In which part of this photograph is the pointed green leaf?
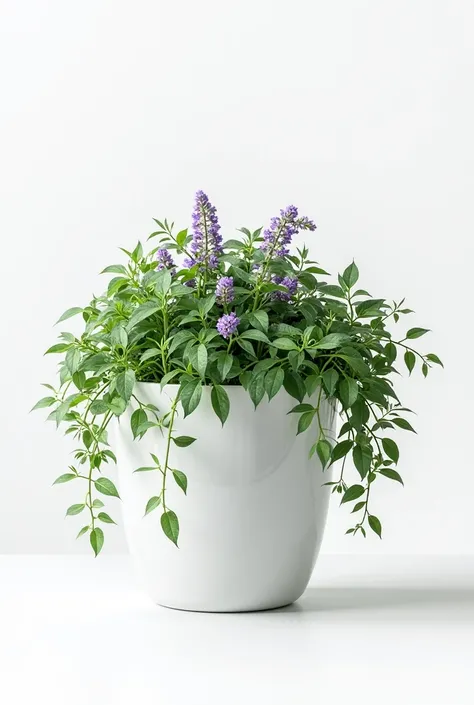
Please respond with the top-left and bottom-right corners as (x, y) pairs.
(115, 370), (135, 402)
(143, 496), (161, 516)
(90, 527), (104, 556)
(172, 470), (188, 494)
(368, 514), (382, 538)
(341, 485), (365, 504)
(66, 503), (85, 516)
(95, 477), (120, 498)
(211, 385), (230, 425)
(55, 307), (83, 324)
(161, 510), (179, 546)
(98, 512), (116, 525)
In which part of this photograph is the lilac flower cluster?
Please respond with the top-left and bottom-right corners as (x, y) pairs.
(185, 190), (223, 270)
(261, 205), (316, 257)
(215, 276), (234, 305)
(271, 275), (298, 302)
(156, 248), (176, 276)
(216, 311), (240, 339)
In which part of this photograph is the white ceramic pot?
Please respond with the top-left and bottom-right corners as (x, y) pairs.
(114, 383), (337, 612)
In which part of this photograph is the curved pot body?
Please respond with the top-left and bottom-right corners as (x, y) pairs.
(114, 383), (337, 612)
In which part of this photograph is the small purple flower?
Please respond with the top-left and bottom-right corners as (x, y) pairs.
(215, 276), (235, 305)
(271, 275), (298, 302)
(185, 190), (223, 270)
(156, 248), (176, 276)
(216, 311), (240, 339)
(261, 205), (316, 257)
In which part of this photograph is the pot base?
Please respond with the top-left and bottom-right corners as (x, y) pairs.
(156, 599), (296, 613)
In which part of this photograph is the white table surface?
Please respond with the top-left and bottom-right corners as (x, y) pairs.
(0, 554), (473, 705)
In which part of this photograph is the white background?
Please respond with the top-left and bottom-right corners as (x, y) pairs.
(0, 0), (472, 555)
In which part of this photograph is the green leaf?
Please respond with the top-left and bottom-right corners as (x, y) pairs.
(237, 338), (256, 357)
(89, 399), (109, 416)
(53, 473), (76, 485)
(391, 417), (416, 433)
(173, 436), (197, 448)
(264, 367), (284, 400)
(80, 353), (112, 372)
(288, 403), (314, 414)
(314, 333), (350, 350)
(271, 337), (299, 351)
(44, 343), (71, 354)
(239, 329), (270, 344)
(98, 512), (116, 525)
(322, 369), (339, 396)
(248, 310), (269, 332)
(315, 438), (332, 468)
(90, 527), (104, 556)
(95, 477), (120, 498)
(351, 501), (366, 514)
(101, 264), (128, 275)
(115, 369), (135, 402)
(168, 330), (194, 354)
(404, 350), (416, 374)
(297, 411), (314, 435)
(342, 261), (359, 288)
(144, 496), (161, 516)
(405, 327), (430, 340)
(66, 503), (85, 516)
(180, 379), (202, 417)
(126, 303), (160, 331)
(382, 437), (399, 464)
(331, 440), (353, 463)
(195, 343), (208, 379)
(341, 485), (365, 504)
(379, 468), (404, 485)
(133, 466), (157, 473)
(111, 326), (128, 348)
(176, 228), (188, 248)
(216, 352), (234, 381)
(92, 499), (104, 508)
(76, 525), (89, 539)
(131, 408), (148, 438)
(368, 514), (382, 538)
(66, 348), (81, 375)
(352, 444), (372, 479)
(160, 370), (181, 388)
(248, 370), (266, 408)
(339, 378), (359, 408)
(355, 298), (386, 317)
(320, 284), (346, 298)
(55, 307), (83, 324)
(155, 268), (172, 294)
(426, 353), (443, 367)
(31, 396), (56, 411)
(161, 510), (179, 546)
(211, 385), (230, 425)
(283, 370), (306, 402)
(172, 470), (188, 494)
(305, 374), (321, 398)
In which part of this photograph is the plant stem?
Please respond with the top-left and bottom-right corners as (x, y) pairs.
(161, 392), (180, 512)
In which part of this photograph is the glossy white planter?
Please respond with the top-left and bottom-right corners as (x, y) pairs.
(115, 383), (337, 612)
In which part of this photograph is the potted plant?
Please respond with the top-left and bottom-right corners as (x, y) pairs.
(34, 190), (442, 612)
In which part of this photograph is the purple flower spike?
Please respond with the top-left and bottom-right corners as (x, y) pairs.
(271, 275), (298, 302)
(261, 205), (316, 257)
(156, 248), (176, 276)
(186, 190), (223, 270)
(216, 311), (240, 339)
(215, 276), (235, 305)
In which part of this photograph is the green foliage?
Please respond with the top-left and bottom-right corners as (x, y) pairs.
(35, 197), (442, 553)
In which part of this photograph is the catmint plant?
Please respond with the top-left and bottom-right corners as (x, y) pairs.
(34, 191), (442, 555)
